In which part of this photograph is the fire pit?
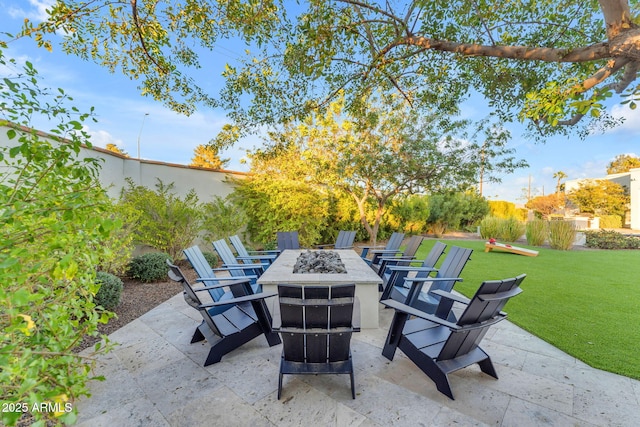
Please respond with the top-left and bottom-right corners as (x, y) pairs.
(257, 249), (383, 328)
(293, 250), (347, 274)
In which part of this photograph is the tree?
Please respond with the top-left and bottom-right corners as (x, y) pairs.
(105, 142), (128, 156)
(606, 154), (640, 174)
(22, 1), (640, 143)
(567, 179), (629, 218)
(553, 171), (568, 194)
(1, 47), (118, 426)
(190, 144), (229, 169)
(526, 193), (565, 218)
(247, 96), (522, 244)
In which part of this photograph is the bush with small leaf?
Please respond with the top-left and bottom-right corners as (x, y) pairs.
(497, 217), (526, 242)
(526, 219), (547, 246)
(127, 252), (172, 282)
(202, 250), (218, 267)
(95, 272), (124, 310)
(548, 220), (576, 250)
(585, 229), (640, 249)
(479, 216), (501, 239)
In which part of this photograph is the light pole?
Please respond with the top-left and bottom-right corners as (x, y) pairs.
(137, 113), (149, 159)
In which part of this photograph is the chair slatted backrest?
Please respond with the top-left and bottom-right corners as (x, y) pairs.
(385, 241), (447, 287)
(402, 235), (424, 258)
(386, 232), (405, 252)
(229, 235), (252, 258)
(437, 274), (525, 361)
(212, 238), (238, 266)
(334, 231), (357, 249)
(428, 246), (473, 293)
(183, 245), (225, 301)
(277, 231), (300, 250)
(167, 261), (224, 337)
(278, 284), (355, 364)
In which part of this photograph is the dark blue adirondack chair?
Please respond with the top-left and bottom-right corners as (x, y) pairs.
(359, 232), (405, 266)
(316, 230), (357, 250)
(381, 246), (472, 319)
(381, 274), (525, 399)
(167, 261), (281, 366)
(229, 235), (279, 265)
(183, 245), (260, 315)
(371, 235), (424, 275)
(277, 231), (300, 251)
(273, 283), (360, 399)
(377, 241), (447, 292)
(212, 238), (268, 278)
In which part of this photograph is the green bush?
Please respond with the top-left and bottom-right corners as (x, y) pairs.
(497, 217), (526, 242)
(202, 250), (219, 267)
(1, 50), (117, 426)
(127, 252), (172, 283)
(201, 196), (247, 242)
(548, 220), (576, 250)
(488, 200), (516, 218)
(119, 179), (202, 260)
(599, 214), (622, 229)
(526, 219), (547, 246)
(584, 230), (640, 249)
(95, 272), (124, 310)
(479, 216), (501, 239)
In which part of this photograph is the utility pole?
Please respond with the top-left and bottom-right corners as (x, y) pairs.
(137, 113), (149, 159)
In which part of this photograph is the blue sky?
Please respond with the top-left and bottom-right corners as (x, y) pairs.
(2, 0), (639, 204)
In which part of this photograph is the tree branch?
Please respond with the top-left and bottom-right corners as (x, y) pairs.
(130, 0), (168, 73)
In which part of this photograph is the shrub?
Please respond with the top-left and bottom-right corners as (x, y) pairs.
(497, 217), (526, 242)
(548, 220), (576, 250)
(488, 200), (516, 219)
(479, 216), (501, 239)
(526, 219), (547, 246)
(119, 179), (202, 260)
(1, 51), (117, 426)
(201, 196), (247, 242)
(127, 252), (172, 282)
(599, 214), (622, 229)
(585, 230), (640, 249)
(95, 272), (124, 310)
(202, 250), (219, 267)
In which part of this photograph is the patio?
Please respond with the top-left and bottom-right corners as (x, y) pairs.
(76, 289), (640, 426)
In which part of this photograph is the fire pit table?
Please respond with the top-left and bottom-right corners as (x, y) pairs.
(257, 249), (383, 328)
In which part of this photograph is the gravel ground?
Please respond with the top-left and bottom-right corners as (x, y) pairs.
(76, 265), (197, 352)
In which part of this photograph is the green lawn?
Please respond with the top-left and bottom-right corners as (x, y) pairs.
(411, 239), (640, 380)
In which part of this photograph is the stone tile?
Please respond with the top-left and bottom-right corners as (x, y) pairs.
(134, 356), (221, 418)
(106, 318), (157, 349)
(75, 360), (143, 420)
(166, 385), (274, 426)
(502, 397), (595, 427)
(342, 375), (443, 426)
(115, 336), (185, 378)
(253, 380), (352, 426)
(76, 397), (169, 427)
(573, 386), (640, 426)
(563, 365), (638, 405)
(478, 365), (574, 415)
(430, 406), (493, 427)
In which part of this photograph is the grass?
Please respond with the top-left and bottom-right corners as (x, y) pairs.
(412, 238), (640, 380)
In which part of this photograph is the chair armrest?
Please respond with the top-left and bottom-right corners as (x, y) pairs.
(378, 255), (416, 262)
(222, 263), (265, 270)
(199, 291), (277, 309)
(404, 276), (463, 284)
(236, 255), (276, 262)
(479, 287), (523, 301)
(195, 275), (258, 283)
(193, 277), (255, 291)
(370, 249), (402, 255)
(387, 265), (438, 272)
(430, 289), (470, 305)
(380, 298), (459, 329)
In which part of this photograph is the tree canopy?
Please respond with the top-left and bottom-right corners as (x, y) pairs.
(190, 144), (230, 169)
(606, 153), (640, 174)
(19, 1), (640, 145)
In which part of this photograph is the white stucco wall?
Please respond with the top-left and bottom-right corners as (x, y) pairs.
(0, 123), (245, 201)
(564, 170), (639, 230)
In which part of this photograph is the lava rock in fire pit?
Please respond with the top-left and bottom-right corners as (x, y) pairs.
(293, 250), (347, 274)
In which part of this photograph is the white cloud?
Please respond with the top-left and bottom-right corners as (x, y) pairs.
(84, 126), (124, 149)
(609, 103), (640, 133)
(8, 0), (55, 22)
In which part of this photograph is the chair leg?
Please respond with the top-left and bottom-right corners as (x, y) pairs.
(191, 323), (206, 343)
(382, 311), (409, 360)
(278, 372), (284, 400)
(478, 357), (498, 379)
(350, 370), (356, 399)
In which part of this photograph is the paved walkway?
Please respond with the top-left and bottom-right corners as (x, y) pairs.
(77, 293), (640, 426)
